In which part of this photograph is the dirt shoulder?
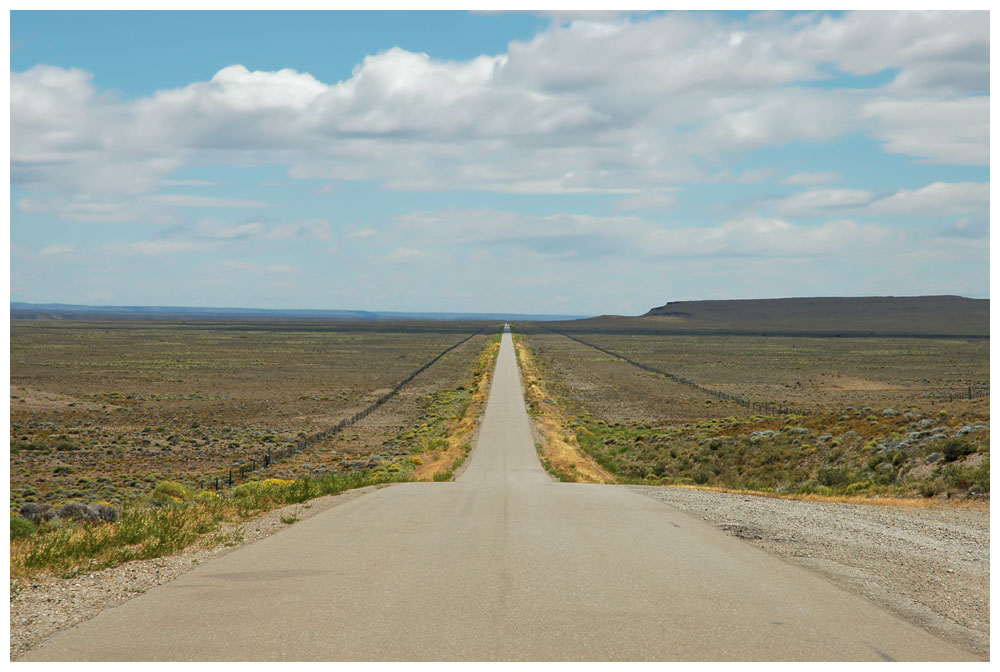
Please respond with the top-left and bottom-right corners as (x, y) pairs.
(629, 484), (989, 659)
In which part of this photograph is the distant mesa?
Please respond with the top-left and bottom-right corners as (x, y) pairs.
(640, 295), (988, 336)
(541, 295), (988, 337)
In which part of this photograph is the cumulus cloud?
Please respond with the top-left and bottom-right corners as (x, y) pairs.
(10, 10), (988, 207)
(792, 11), (988, 95)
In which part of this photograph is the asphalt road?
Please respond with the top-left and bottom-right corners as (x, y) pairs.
(20, 327), (978, 661)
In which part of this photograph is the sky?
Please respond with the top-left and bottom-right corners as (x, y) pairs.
(8, 10), (991, 316)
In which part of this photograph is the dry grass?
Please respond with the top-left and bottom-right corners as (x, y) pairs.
(515, 327), (988, 500)
(412, 336), (501, 481)
(514, 335), (614, 484)
(9, 320), (491, 511)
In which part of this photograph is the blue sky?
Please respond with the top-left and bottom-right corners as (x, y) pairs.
(10, 10), (990, 315)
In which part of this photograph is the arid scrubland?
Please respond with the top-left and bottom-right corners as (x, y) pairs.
(517, 327), (988, 500)
(9, 320), (499, 577)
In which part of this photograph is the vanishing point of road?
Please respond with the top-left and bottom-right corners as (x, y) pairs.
(21, 327), (978, 661)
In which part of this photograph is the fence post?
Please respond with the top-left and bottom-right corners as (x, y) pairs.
(229, 469), (233, 486)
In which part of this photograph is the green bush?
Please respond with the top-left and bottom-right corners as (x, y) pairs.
(941, 459), (989, 493)
(11, 516), (36, 540)
(817, 467), (850, 487)
(941, 438), (975, 463)
(151, 481), (194, 504)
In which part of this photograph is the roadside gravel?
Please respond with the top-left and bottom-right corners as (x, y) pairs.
(629, 485), (989, 658)
(9, 483), (391, 660)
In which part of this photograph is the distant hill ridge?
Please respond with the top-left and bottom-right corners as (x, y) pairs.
(640, 295), (988, 336)
(9, 302), (586, 323)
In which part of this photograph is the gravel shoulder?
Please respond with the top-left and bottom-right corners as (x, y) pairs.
(629, 485), (989, 658)
(9, 483), (396, 660)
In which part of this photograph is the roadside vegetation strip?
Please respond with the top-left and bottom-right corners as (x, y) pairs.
(10, 470), (405, 579)
(574, 410), (989, 501)
(204, 322), (496, 488)
(411, 332), (502, 482)
(513, 333), (615, 484)
(536, 324), (804, 417)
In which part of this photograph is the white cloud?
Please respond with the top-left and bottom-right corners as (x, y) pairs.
(162, 180), (218, 187)
(793, 11), (988, 95)
(866, 182), (989, 216)
(770, 188), (877, 217)
(615, 191), (678, 212)
(15, 196), (175, 224)
(268, 219), (331, 242)
(863, 97), (988, 165)
(146, 194), (273, 208)
(767, 181), (988, 218)
(40, 245), (75, 255)
(190, 218), (331, 242)
(6, 7), (988, 311)
(10, 11), (987, 207)
(780, 171), (841, 185)
(644, 217), (895, 258)
(124, 240), (216, 256)
(384, 247), (432, 264)
(385, 208), (897, 262)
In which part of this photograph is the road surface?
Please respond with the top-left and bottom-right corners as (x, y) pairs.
(20, 327), (978, 661)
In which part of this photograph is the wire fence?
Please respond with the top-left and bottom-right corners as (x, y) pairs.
(202, 323), (496, 490)
(936, 386), (989, 402)
(536, 325), (805, 417)
(537, 326), (990, 417)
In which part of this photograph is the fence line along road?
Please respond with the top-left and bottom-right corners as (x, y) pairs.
(535, 324), (804, 417)
(205, 323), (497, 490)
